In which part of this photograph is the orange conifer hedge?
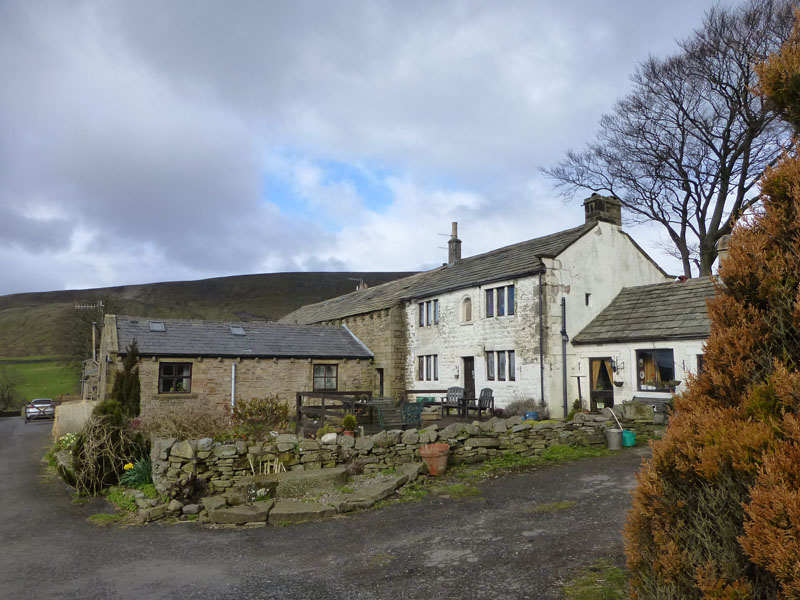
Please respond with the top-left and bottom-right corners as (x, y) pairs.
(625, 14), (800, 599)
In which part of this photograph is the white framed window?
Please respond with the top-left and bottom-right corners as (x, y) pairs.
(417, 299), (440, 327)
(485, 285), (515, 318)
(486, 351), (516, 382)
(417, 355), (439, 381)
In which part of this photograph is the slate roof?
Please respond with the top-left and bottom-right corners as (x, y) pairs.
(282, 223), (597, 325)
(113, 316), (373, 359)
(572, 277), (717, 344)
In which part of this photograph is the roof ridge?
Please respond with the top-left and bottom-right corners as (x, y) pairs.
(452, 222), (596, 265)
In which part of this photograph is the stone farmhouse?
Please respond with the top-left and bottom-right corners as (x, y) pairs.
(95, 315), (375, 416)
(92, 195), (716, 421)
(280, 195), (710, 418)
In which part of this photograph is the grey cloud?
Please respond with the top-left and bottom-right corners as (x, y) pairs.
(0, 0), (737, 295)
(0, 206), (73, 253)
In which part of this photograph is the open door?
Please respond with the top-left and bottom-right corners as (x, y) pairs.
(376, 368), (384, 397)
(462, 357), (475, 399)
(589, 357), (614, 412)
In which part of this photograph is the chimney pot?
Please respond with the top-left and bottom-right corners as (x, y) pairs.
(448, 221), (462, 265)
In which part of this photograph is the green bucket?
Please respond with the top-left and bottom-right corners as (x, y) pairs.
(622, 430), (636, 447)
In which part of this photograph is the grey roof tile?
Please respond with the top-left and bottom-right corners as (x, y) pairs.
(282, 223), (596, 325)
(572, 277), (716, 344)
(114, 316), (373, 359)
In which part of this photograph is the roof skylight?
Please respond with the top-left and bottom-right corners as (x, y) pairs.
(229, 325), (245, 336)
(149, 321), (166, 332)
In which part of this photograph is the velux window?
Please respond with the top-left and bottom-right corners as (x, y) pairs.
(417, 299), (439, 327)
(159, 363), (192, 393)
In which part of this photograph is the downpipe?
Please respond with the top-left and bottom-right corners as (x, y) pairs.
(539, 273), (545, 407)
(231, 362), (237, 410)
(561, 297), (569, 419)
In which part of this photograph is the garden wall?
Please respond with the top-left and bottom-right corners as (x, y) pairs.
(151, 409), (659, 495)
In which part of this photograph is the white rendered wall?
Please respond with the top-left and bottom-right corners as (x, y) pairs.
(542, 221), (671, 418)
(569, 338), (707, 406)
(403, 275), (544, 408)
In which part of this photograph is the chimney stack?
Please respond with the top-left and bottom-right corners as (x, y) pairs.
(448, 222), (462, 265)
(583, 193), (622, 226)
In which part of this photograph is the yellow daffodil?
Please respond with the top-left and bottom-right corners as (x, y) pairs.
(123, 462), (134, 470)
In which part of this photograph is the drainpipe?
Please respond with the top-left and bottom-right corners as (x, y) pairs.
(538, 274), (545, 406)
(231, 362), (237, 410)
(560, 297), (569, 419)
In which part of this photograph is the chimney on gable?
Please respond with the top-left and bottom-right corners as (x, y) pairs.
(583, 193), (622, 226)
(448, 222), (462, 266)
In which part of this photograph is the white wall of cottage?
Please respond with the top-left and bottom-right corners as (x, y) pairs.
(568, 338), (706, 408)
(542, 221), (671, 417)
(404, 221), (672, 415)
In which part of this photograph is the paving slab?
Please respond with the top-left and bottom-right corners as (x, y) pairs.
(268, 500), (337, 524)
(207, 502), (274, 524)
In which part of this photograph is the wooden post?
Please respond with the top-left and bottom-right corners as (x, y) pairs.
(296, 393), (302, 426)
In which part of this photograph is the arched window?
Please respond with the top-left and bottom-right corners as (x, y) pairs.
(462, 297), (472, 323)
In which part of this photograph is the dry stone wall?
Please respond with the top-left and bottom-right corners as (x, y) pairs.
(151, 411), (659, 495)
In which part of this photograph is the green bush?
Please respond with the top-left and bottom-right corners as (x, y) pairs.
(342, 413), (358, 431)
(111, 341), (140, 417)
(231, 395), (289, 440)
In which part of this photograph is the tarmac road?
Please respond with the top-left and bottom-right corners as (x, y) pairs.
(0, 416), (649, 600)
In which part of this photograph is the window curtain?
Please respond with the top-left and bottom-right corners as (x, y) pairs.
(603, 360), (614, 385)
(591, 360), (602, 390)
(641, 354), (657, 386)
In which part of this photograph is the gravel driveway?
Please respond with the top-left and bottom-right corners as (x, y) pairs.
(0, 416), (648, 600)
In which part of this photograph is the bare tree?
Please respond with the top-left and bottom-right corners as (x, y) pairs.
(0, 367), (22, 411)
(546, 0), (795, 276)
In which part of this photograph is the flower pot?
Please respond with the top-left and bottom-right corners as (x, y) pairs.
(343, 430), (355, 437)
(419, 443), (451, 476)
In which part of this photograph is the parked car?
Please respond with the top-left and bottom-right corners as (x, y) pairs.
(24, 398), (55, 422)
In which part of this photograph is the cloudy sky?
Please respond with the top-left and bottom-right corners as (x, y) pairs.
(0, 0), (740, 296)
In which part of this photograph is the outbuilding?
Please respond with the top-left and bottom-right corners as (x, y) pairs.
(96, 314), (374, 417)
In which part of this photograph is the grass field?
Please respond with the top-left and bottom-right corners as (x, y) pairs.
(0, 356), (78, 409)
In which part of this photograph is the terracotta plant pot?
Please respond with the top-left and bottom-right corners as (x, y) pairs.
(419, 443), (451, 476)
(343, 430), (355, 437)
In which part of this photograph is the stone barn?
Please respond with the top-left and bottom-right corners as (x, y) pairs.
(96, 314), (375, 418)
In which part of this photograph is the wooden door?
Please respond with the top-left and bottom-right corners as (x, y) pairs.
(589, 357), (614, 412)
(463, 357), (475, 399)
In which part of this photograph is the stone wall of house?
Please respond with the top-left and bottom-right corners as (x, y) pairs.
(136, 357), (375, 418)
(317, 306), (408, 401)
(404, 276), (544, 409)
(150, 411), (659, 495)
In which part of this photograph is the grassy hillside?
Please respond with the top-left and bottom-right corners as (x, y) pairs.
(0, 271), (415, 358)
(0, 357), (78, 408)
